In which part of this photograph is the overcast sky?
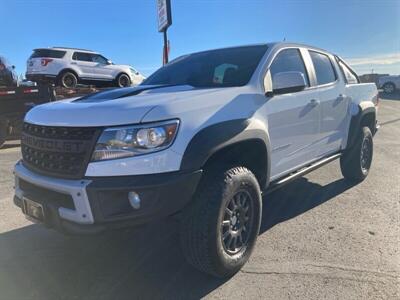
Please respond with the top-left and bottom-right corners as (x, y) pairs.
(2, 0), (399, 77)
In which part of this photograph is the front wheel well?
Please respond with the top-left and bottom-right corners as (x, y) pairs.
(115, 72), (130, 80)
(202, 139), (269, 190)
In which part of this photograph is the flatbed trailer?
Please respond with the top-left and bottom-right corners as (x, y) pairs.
(0, 85), (56, 147)
(0, 84), (113, 148)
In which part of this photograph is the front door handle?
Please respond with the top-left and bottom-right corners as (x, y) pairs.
(309, 99), (320, 107)
(337, 94), (346, 101)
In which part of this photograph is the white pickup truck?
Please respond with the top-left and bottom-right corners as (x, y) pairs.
(13, 42), (378, 277)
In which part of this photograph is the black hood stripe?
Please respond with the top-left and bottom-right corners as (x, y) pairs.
(73, 85), (181, 103)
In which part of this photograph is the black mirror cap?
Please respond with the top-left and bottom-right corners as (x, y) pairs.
(273, 84), (306, 95)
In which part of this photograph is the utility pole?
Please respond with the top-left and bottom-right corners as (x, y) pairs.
(157, 0), (172, 65)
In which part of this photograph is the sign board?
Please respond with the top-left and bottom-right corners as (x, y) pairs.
(157, 0), (172, 32)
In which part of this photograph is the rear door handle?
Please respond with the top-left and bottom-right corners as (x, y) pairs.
(309, 99), (320, 107)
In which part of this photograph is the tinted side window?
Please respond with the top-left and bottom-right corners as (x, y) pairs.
(270, 49), (310, 86)
(30, 49), (66, 59)
(73, 52), (92, 62)
(309, 51), (336, 85)
(91, 54), (108, 64)
(338, 60), (358, 84)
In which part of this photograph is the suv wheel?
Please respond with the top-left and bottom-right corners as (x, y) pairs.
(340, 126), (373, 182)
(383, 83), (395, 94)
(60, 72), (78, 88)
(116, 73), (131, 87)
(180, 166), (262, 278)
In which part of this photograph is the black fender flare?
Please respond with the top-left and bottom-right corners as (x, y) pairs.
(180, 119), (272, 187)
(346, 105), (376, 150)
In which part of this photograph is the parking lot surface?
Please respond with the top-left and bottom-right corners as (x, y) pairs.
(0, 95), (399, 300)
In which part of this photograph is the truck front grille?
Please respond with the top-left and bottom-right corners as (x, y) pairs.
(21, 123), (101, 179)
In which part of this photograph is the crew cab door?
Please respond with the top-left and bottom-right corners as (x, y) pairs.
(71, 52), (97, 78)
(264, 48), (321, 180)
(307, 50), (349, 156)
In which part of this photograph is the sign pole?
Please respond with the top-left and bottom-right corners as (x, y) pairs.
(157, 0), (172, 65)
(163, 29), (169, 65)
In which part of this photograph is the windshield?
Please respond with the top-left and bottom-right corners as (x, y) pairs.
(142, 45), (268, 88)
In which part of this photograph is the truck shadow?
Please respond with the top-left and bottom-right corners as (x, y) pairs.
(0, 142), (20, 150)
(0, 177), (355, 300)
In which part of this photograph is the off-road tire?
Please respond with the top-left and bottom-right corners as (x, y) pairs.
(340, 126), (373, 182)
(180, 166), (262, 278)
(116, 73), (131, 88)
(59, 71), (78, 88)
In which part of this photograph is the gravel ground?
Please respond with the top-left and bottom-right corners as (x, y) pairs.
(0, 95), (399, 300)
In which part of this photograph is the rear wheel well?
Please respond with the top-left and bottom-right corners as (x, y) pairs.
(57, 69), (79, 82)
(203, 140), (268, 189)
(360, 112), (376, 135)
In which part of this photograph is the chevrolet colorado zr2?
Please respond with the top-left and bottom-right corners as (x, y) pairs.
(13, 42), (379, 277)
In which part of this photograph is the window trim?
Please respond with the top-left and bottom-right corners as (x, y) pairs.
(335, 55), (360, 84)
(307, 50), (339, 88)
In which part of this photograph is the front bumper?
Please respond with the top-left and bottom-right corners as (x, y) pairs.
(14, 161), (202, 234)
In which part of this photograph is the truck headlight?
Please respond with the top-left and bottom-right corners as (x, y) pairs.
(91, 120), (179, 161)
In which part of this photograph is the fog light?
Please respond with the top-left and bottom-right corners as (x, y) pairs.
(128, 191), (141, 209)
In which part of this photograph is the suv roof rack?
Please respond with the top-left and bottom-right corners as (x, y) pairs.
(52, 47), (95, 52)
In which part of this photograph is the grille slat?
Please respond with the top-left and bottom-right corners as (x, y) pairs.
(21, 123), (100, 179)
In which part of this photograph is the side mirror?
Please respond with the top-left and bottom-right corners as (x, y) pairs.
(12, 65), (16, 69)
(272, 71), (307, 95)
(106, 60), (113, 65)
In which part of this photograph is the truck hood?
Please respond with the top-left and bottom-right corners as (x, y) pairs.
(24, 85), (230, 127)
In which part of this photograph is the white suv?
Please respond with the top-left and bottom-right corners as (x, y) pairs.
(26, 47), (145, 88)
